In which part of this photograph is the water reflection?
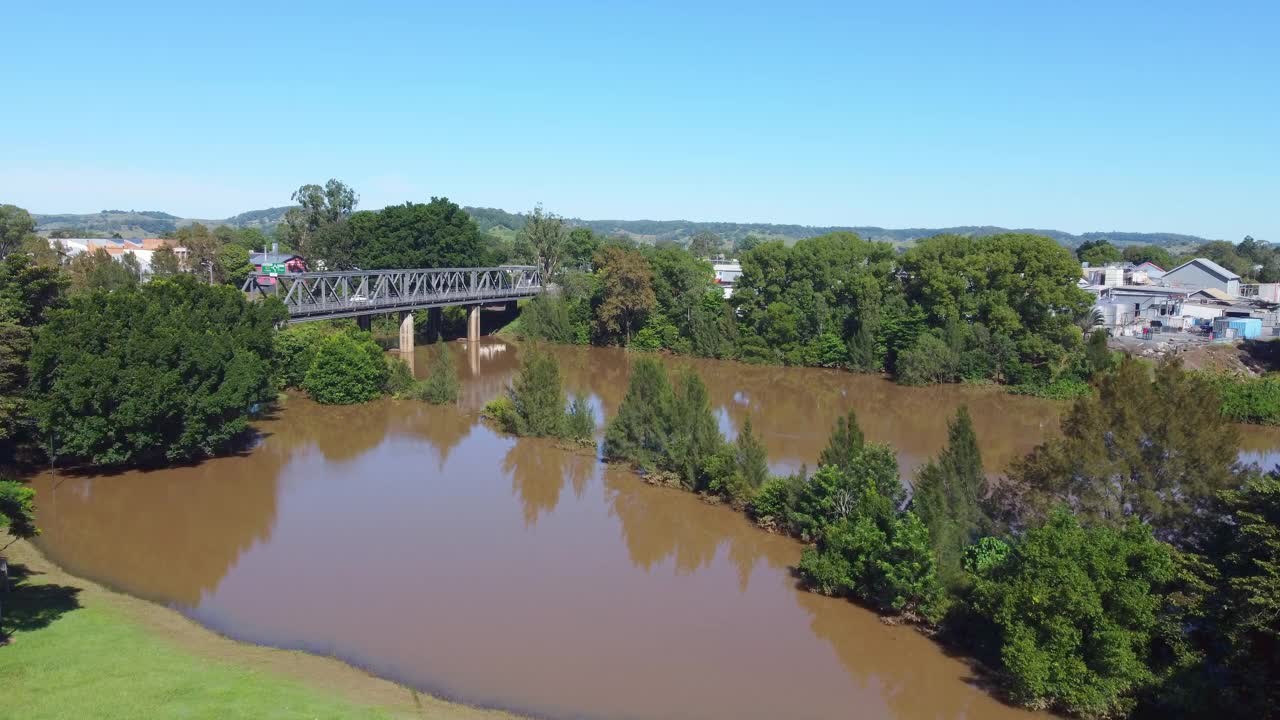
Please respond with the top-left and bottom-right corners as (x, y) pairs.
(30, 444), (285, 608)
(32, 338), (1279, 720)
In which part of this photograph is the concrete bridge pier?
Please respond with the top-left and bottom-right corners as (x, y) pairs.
(398, 311), (414, 354)
(467, 306), (481, 343)
(427, 307), (442, 343)
(357, 315), (372, 332)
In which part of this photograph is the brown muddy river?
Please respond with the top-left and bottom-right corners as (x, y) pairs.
(30, 340), (1280, 720)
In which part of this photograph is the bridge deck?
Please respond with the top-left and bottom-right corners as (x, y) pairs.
(243, 265), (543, 322)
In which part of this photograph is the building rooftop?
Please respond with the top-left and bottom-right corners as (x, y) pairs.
(1165, 257), (1241, 282)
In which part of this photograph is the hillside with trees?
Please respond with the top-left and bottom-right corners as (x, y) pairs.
(33, 203), (1248, 251)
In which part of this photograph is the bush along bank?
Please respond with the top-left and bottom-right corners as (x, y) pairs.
(482, 347), (593, 444)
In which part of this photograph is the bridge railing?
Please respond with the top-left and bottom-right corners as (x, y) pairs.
(243, 265), (543, 320)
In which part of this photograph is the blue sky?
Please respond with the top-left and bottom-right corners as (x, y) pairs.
(1, 1), (1276, 239)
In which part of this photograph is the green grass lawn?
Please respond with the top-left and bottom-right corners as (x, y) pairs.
(0, 567), (395, 720)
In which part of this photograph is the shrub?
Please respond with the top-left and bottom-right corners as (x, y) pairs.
(1204, 372), (1280, 425)
(0, 479), (37, 538)
(750, 474), (803, 529)
(1008, 377), (1092, 400)
(483, 396), (519, 434)
(518, 293), (577, 344)
(302, 332), (389, 405)
(274, 323), (331, 389)
(384, 355), (416, 395)
(564, 394), (596, 443)
(508, 349), (567, 436)
(413, 344), (460, 405)
(895, 333), (960, 385)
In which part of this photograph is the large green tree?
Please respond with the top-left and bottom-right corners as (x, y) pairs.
(301, 331), (388, 405)
(0, 253), (65, 453)
(594, 246), (656, 344)
(902, 233), (1092, 384)
(1001, 357), (1240, 545)
(968, 510), (1184, 718)
(603, 356), (675, 467)
(28, 276), (285, 466)
(0, 204), (38, 260)
(799, 464), (947, 624)
(520, 205), (568, 280)
(67, 248), (139, 293)
(1193, 474), (1280, 717)
(508, 349), (568, 437)
(1075, 239), (1122, 266)
(281, 179), (358, 260)
(349, 198), (484, 270)
(733, 232), (895, 366)
(1122, 244), (1175, 270)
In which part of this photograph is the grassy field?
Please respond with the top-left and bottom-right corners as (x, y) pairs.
(0, 536), (521, 720)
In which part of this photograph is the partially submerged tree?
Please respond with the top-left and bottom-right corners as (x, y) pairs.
(603, 356), (674, 466)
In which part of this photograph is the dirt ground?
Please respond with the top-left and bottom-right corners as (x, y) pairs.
(1, 537), (526, 720)
(1110, 335), (1262, 376)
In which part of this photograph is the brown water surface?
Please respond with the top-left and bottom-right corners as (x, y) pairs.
(31, 340), (1280, 720)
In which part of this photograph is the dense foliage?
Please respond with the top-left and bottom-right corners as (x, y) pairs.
(967, 510), (1185, 718)
(300, 331), (389, 405)
(1001, 357), (1239, 544)
(513, 224), (1095, 393)
(485, 349), (592, 443)
(0, 479), (37, 538)
(1192, 474), (1280, 717)
(28, 276), (284, 465)
(408, 344), (460, 405)
(603, 357), (768, 500)
(1204, 372), (1280, 425)
(0, 253), (65, 454)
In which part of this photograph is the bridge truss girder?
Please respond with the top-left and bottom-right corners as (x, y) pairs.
(242, 265), (542, 322)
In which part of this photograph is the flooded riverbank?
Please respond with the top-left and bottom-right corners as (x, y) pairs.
(30, 340), (1280, 720)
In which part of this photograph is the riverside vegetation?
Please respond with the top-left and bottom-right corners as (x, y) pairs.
(3, 187), (1280, 719)
(507, 347), (1276, 720)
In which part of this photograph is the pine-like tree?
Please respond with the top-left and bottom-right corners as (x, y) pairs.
(603, 357), (675, 467)
(735, 417), (770, 490)
(912, 405), (989, 588)
(818, 409), (865, 470)
(509, 349), (566, 436)
(670, 369), (724, 490)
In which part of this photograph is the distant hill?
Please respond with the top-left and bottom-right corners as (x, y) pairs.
(33, 203), (1225, 250)
(33, 206), (294, 238)
(463, 207), (1222, 250)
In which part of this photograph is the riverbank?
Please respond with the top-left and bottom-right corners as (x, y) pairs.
(0, 535), (525, 720)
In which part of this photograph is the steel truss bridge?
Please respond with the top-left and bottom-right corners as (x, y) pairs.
(242, 265), (543, 323)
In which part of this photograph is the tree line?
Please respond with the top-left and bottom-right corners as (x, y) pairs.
(511, 210), (1100, 396)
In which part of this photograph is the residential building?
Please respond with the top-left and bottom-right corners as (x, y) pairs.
(1160, 258), (1241, 296)
(712, 260), (742, 298)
